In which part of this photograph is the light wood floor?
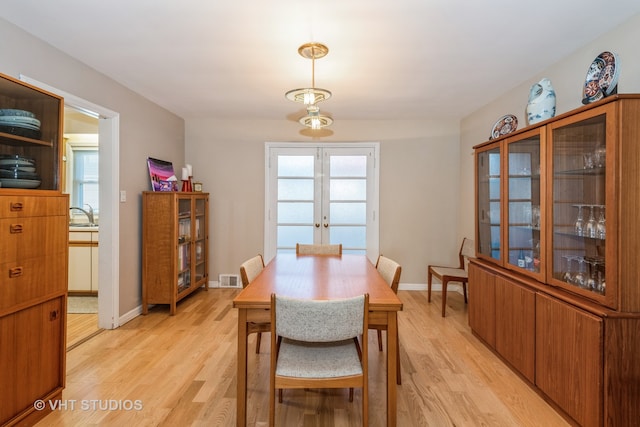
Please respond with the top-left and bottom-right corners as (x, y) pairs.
(40, 289), (570, 426)
(67, 313), (102, 350)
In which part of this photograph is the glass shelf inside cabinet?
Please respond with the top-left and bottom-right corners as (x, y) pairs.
(477, 145), (501, 261)
(551, 114), (607, 296)
(507, 135), (542, 274)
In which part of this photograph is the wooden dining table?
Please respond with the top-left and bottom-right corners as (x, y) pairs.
(233, 253), (403, 426)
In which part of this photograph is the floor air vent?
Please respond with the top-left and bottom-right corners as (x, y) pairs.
(219, 274), (241, 288)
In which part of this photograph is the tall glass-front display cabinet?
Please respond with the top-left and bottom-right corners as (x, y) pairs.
(471, 96), (640, 427)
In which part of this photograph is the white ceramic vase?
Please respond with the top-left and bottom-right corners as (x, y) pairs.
(526, 78), (556, 125)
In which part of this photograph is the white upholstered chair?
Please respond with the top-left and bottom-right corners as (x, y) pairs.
(295, 243), (342, 255)
(269, 293), (369, 426)
(427, 238), (475, 317)
(240, 254), (270, 353)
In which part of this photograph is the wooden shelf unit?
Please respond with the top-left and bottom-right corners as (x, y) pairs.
(142, 192), (209, 315)
(471, 95), (640, 427)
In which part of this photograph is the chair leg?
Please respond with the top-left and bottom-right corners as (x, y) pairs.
(278, 388), (283, 403)
(396, 332), (402, 385)
(377, 330), (383, 351)
(427, 270), (433, 302)
(349, 387), (354, 402)
(441, 279), (448, 317)
(462, 281), (468, 303)
(255, 332), (262, 354)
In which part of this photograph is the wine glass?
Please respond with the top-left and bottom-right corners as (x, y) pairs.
(573, 257), (587, 288)
(574, 205), (585, 236)
(586, 205), (597, 238)
(596, 205), (606, 239)
(586, 258), (597, 291)
(562, 255), (575, 283)
(594, 144), (606, 168)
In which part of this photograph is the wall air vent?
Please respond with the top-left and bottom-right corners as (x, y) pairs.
(219, 274), (241, 288)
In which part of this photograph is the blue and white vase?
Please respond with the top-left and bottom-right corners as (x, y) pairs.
(526, 78), (556, 125)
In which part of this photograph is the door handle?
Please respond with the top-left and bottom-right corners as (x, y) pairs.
(315, 223), (320, 228)
(324, 223), (329, 228)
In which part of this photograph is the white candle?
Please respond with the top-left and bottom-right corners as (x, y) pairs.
(181, 167), (189, 180)
(186, 164), (193, 177)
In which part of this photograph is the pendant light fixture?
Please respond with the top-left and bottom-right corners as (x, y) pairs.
(286, 42), (333, 129)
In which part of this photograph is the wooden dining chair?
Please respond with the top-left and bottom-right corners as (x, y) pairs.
(240, 254), (271, 353)
(269, 293), (369, 426)
(427, 238), (475, 317)
(370, 255), (402, 385)
(295, 243), (342, 255)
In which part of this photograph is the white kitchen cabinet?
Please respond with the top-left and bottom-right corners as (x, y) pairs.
(68, 229), (99, 294)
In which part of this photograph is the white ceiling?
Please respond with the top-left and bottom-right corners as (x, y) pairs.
(2, 1), (640, 123)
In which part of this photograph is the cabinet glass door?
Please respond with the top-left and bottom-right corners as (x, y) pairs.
(505, 130), (544, 278)
(549, 107), (614, 307)
(194, 196), (208, 286)
(177, 197), (192, 293)
(476, 143), (501, 263)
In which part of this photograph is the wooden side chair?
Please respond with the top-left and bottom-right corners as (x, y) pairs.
(427, 238), (475, 317)
(240, 254), (270, 353)
(296, 243), (342, 255)
(370, 255), (402, 385)
(269, 293), (369, 426)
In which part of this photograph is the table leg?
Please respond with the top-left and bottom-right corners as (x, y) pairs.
(237, 308), (248, 426)
(386, 311), (398, 427)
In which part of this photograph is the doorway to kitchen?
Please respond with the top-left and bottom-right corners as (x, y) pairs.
(264, 143), (379, 262)
(20, 76), (120, 347)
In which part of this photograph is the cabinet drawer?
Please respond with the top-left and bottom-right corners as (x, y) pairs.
(0, 216), (67, 262)
(0, 195), (68, 218)
(0, 253), (66, 313)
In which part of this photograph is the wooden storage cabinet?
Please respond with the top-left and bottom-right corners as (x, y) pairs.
(495, 275), (535, 383)
(472, 95), (640, 426)
(142, 192), (209, 315)
(535, 293), (603, 427)
(0, 194), (68, 426)
(468, 262), (496, 347)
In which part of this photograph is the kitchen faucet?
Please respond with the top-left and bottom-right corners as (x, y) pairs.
(69, 204), (95, 225)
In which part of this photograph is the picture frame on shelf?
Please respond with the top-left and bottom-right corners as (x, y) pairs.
(147, 157), (177, 192)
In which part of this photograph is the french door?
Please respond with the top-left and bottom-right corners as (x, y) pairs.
(264, 143), (379, 261)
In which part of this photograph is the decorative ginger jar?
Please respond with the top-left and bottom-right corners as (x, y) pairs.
(526, 78), (556, 125)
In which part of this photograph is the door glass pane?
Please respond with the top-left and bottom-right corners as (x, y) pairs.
(278, 226), (314, 247)
(330, 226), (366, 250)
(278, 202), (314, 223)
(330, 202), (366, 223)
(330, 156), (367, 177)
(278, 178), (313, 200)
(330, 179), (366, 200)
(278, 155), (314, 177)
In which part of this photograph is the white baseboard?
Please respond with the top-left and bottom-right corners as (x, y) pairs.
(118, 304), (143, 327)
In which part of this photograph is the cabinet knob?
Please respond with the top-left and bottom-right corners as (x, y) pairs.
(9, 202), (24, 212)
(9, 224), (23, 234)
(8, 267), (23, 278)
(50, 309), (59, 321)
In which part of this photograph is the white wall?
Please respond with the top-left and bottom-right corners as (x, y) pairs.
(186, 118), (461, 284)
(0, 18), (185, 315)
(459, 13), (640, 245)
